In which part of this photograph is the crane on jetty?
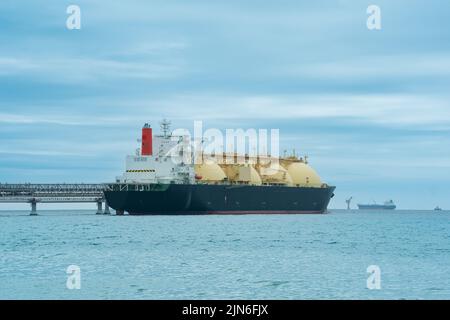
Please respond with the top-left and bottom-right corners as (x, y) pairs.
(0, 183), (112, 215)
(345, 197), (353, 210)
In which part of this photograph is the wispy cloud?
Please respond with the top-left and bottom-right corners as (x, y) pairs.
(2, 92), (450, 128)
(125, 93), (450, 127)
(277, 54), (450, 79)
(0, 56), (186, 82)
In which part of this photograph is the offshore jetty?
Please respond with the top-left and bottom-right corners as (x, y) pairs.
(0, 183), (108, 215)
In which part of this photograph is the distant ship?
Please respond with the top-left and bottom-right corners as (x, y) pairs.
(357, 200), (396, 210)
(434, 206), (442, 211)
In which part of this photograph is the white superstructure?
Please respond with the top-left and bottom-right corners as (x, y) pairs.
(117, 120), (195, 184)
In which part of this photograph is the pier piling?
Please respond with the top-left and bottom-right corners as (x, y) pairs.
(96, 201), (103, 215)
(104, 201), (111, 215)
(30, 200), (38, 216)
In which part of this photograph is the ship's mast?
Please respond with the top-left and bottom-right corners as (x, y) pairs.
(160, 119), (172, 138)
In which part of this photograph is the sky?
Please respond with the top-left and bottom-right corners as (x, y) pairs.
(1, 0), (450, 210)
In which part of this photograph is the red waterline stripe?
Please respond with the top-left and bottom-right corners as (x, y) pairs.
(205, 210), (324, 215)
(129, 210), (326, 215)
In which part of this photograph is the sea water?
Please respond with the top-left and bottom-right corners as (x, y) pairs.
(1, 209), (449, 299)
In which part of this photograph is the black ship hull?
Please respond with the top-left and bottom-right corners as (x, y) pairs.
(104, 183), (335, 215)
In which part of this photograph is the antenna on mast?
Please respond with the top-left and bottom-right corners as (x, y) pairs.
(160, 119), (171, 138)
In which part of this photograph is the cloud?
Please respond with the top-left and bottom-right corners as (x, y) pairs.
(0, 58), (39, 75)
(129, 93), (450, 127)
(0, 113), (104, 126)
(0, 149), (82, 157)
(2, 92), (450, 128)
(0, 56), (186, 83)
(277, 54), (450, 80)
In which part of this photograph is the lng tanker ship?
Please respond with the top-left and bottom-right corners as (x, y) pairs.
(104, 121), (335, 215)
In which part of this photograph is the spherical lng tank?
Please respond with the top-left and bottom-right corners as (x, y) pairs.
(258, 164), (293, 186)
(194, 163), (227, 182)
(220, 164), (262, 185)
(284, 162), (322, 187)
